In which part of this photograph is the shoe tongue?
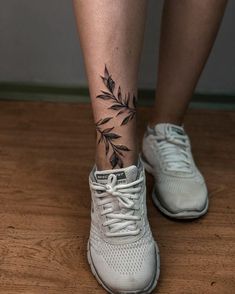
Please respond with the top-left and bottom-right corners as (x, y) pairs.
(94, 165), (138, 185)
(154, 123), (185, 136)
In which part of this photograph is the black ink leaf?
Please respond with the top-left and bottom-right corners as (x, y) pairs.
(104, 65), (109, 79)
(102, 65), (115, 93)
(114, 148), (123, 156)
(101, 90), (113, 96)
(95, 118), (102, 126)
(116, 109), (125, 116)
(117, 156), (123, 168)
(109, 104), (123, 110)
(97, 117), (113, 126)
(121, 114), (132, 125)
(127, 93), (130, 107)
(105, 139), (109, 155)
(97, 135), (103, 144)
(117, 86), (122, 102)
(96, 93), (112, 100)
(101, 76), (108, 87)
(105, 133), (121, 140)
(115, 145), (130, 151)
(110, 152), (119, 168)
(102, 127), (114, 134)
(131, 111), (136, 120)
(107, 77), (115, 93)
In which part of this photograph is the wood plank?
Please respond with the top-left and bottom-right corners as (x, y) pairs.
(0, 101), (234, 293)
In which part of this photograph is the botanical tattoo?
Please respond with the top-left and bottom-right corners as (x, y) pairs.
(96, 65), (137, 126)
(95, 117), (130, 169)
(95, 65), (137, 169)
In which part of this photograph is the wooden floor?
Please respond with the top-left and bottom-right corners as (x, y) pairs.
(0, 100), (234, 294)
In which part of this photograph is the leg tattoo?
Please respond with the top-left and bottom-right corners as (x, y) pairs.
(95, 117), (130, 168)
(97, 65), (137, 125)
(95, 65), (137, 169)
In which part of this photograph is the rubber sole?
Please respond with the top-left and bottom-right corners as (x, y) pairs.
(141, 154), (209, 220)
(87, 240), (160, 294)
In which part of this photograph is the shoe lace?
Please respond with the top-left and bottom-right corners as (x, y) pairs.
(90, 174), (143, 237)
(157, 130), (192, 173)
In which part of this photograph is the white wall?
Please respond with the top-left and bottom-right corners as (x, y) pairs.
(0, 0), (234, 94)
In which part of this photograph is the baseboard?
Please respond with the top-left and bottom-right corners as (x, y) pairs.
(0, 82), (235, 110)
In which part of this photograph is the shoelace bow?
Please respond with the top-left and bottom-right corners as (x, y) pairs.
(91, 174), (144, 237)
(157, 130), (192, 173)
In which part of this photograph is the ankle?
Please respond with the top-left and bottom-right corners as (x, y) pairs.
(149, 117), (184, 128)
(95, 151), (139, 171)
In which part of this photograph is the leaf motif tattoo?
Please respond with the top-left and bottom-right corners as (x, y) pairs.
(94, 65), (136, 168)
(96, 65), (137, 126)
(95, 117), (130, 169)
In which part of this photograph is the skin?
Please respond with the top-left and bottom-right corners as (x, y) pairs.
(73, 0), (148, 170)
(73, 0), (228, 170)
(150, 0), (228, 126)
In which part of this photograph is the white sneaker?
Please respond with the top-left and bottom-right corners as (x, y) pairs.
(142, 123), (208, 219)
(87, 159), (160, 294)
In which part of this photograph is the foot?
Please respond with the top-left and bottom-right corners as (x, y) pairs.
(141, 123), (208, 219)
(88, 159), (160, 293)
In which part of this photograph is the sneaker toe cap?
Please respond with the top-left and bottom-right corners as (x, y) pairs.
(156, 179), (208, 214)
(89, 242), (158, 293)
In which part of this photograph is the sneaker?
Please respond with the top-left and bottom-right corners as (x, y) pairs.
(87, 159), (160, 294)
(141, 123), (208, 219)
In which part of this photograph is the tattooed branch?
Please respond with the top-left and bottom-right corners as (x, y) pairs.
(94, 65), (138, 168)
(96, 65), (137, 126)
(95, 117), (130, 168)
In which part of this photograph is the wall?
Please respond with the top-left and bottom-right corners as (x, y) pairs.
(0, 0), (234, 94)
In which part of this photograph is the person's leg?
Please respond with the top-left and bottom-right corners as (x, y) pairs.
(142, 0), (227, 219)
(73, 0), (147, 170)
(150, 0), (228, 126)
(73, 1), (160, 293)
